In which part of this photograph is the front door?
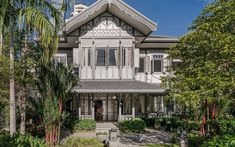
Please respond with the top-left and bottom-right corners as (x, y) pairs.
(94, 100), (103, 121)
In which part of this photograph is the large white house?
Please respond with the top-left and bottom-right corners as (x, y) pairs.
(55, 0), (179, 122)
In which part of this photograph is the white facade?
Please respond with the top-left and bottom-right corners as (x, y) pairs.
(57, 0), (179, 121)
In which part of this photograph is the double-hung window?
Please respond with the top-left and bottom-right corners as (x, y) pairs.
(53, 54), (67, 66)
(96, 49), (106, 66)
(139, 57), (145, 72)
(109, 49), (117, 66)
(83, 48), (91, 66)
(152, 54), (163, 72)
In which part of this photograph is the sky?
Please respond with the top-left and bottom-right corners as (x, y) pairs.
(68, 0), (214, 37)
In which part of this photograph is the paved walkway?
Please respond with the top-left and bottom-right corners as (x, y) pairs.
(96, 122), (118, 130)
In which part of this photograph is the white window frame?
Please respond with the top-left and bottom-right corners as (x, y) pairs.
(53, 53), (67, 67)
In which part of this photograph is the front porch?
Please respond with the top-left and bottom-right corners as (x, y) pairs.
(67, 80), (175, 121)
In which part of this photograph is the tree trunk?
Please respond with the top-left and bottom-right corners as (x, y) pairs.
(19, 88), (26, 134)
(9, 26), (16, 135)
(19, 28), (29, 134)
(0, 28), (2, 56)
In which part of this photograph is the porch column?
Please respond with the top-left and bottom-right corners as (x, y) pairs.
(132, 94), (135, 118)
(144, 94), (148, 119)
(92, 94), (95, 120)
(154, 96), (158, 112)
(118, 94), (122, 121)
(78, 94), (81, 119)
(160, 96), (164, 112)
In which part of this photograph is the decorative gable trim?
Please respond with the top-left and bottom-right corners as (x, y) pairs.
(65, 0), (157, 36)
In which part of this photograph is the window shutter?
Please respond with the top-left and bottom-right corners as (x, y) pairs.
(128, 48), (132, 66)
(78, 48), (84, 66)
(151, 60), (154, 73)
(162, 57), (168, 72)
(73, 48), (79, 66)
(134, 48), (139, 68)
(145, 56), (150, 73)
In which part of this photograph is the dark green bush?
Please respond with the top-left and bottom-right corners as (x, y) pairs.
(155, 117), (181, 132)
(63, 115), (78, 131)
(155, 117), (200, 132)
(73, 119), (96, 131)
(201, 135), (235, 147)
(0, 131), (14, 147)
(142, 118), (155, 127)
(61, 137), (103, 147)
(119, 118), (146, 133)
(0, 131), (46, 147)
(187, 134), (208, 147)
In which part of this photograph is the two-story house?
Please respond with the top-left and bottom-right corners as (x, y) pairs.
(55, 0), (179, 122)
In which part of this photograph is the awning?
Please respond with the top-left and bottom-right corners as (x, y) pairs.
(73, 80), (166, 94)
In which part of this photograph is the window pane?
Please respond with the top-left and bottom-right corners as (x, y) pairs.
(97, 49), (105, 66)
(54, 56), (66, 66)
(139, 58), (144, 72)
(88, 49), (91, 66)
(109, 49), (116, 66)
(122, 48), (126, 66)
(154, 60), (162, 72)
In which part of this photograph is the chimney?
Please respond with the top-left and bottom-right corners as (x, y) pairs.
(71, 3), (88, 16)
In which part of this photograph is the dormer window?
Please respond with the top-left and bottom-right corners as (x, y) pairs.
(53, 54), (67, 66)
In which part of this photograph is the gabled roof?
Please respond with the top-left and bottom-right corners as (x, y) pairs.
(65, 0), (157, 36)
(73, 80), (165, 94)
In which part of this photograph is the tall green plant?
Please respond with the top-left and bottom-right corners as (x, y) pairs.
(36, 62), (79, 146)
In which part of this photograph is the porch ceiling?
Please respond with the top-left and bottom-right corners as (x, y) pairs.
(73, 80), (166, 94)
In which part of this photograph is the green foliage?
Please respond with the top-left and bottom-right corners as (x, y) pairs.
(0, 131), (46, 147)
(63, 115), (78, 131)
(187, 133), (208, 147)
(163, 0), (235, 119)
(147, 144), (179, 147)
(142, 118), (155, 127)
(155, 117), (200, 132)
(119, 118), (146, 133)
(61, 137), (103, 147)
(73, 119), (96, 131)
(201, 135), (235, 147)
(209, 118), (235, 136)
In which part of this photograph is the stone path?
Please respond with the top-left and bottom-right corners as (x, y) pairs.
(119, 128), (174, 146)
(61, 123), (174, 147)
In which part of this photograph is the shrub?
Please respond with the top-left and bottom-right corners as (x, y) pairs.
(61, 137), (103, 147)
(142, 118), (155, 127)
(155, 117), (200, 132)
(0, 131), (14, 147)
(63, 115), (78, 131)
(14, 133), (46, 147)
(0, 131), (46, 147)
(155, 117), (181, 132)
(201, 135), (235, 147)
(187, 133), (207, 147)
(74, 119), (96, 131)
(119, 118), (146, 133)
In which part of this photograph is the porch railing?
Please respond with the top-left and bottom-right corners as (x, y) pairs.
(80, 115), (93, 120)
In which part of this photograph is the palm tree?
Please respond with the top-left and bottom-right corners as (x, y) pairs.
(0, 0), (63, 135)
(36, 61), (79, 146)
